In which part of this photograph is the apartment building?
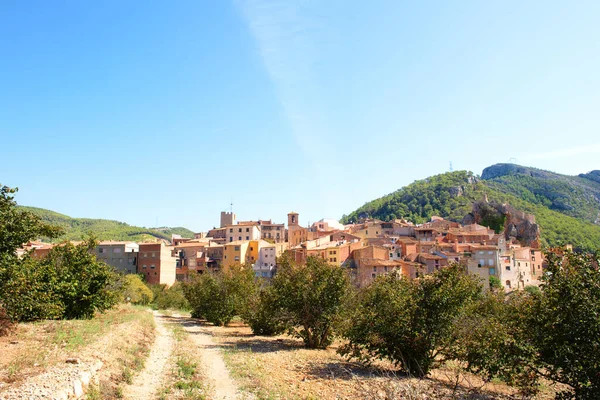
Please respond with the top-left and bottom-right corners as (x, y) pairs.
(138, 243), (177, 286)
(95, 241), (139, 274)
(225, 223), (261, 243)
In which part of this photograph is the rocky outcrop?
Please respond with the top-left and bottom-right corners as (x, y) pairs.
(481, 163), (559, 180)
(465, 200), (540, 247)
(579, 170), (600, 185)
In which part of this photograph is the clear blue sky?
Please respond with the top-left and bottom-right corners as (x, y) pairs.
(2, 1), (599, 232)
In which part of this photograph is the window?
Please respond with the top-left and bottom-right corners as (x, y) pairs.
(488, 251), (493, 255)
(373, 266), (377, 272)
(384, 266), (388, 272)
(246, 236), (249, 240)
(119, 258), (123, 263)
(234, 246), (240, 251)
(99, 248), (105, 254)
(250, 247), (253, 251)
(371, 273), (376, 278)
(234, 256), (240, 261)
(142, 265), (147, 269)
(229, 237), (233, 242)
(489, 268), (496, 275)
(114, 248), (121, 253)
(506, 266), (511, 271)
(238, 236), (242, 240)
(150, 265), (155, 269)
(488, 259), (494, 266)
(397, 252), (401, 257)
(151, 252), (156, 257)
(238, 228), (242, 233)
(506, 280), (511, 288)
(366, 230), (368, 234)
(480, 259), (485, 266)
(246, 228), (249, 232)
(143, 252), (147, 257)
(229, 228), (233, 233)
(390, 253), (394, 258)
(479, 251), (484, 254)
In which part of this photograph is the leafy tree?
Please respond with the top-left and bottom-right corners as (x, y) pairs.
(182, 265), (257, 326)
(270, 255), (351, 349)
(123, 275), (154, 305)
(447, 292), (540, 397)
(244, 286), (287, 336)
(38, 238), (122, 319)
(152, 282), (189, 310)
(339, 264), (481, 377)
(528, 250), (600, 399)
(0, 186), (63, 254)
(489, 275), (502, 290)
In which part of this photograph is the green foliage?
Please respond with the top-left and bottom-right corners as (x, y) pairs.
(489, 275), (502, 290)
(244, 286), (287, 336)
(447, 292), (540, 396)
(18, 205), (194, 243)
(1, 239), (122, 321)
(0, 185), (120, 321)
(269, 255), (352, 349)
(341, 170), (600, 252)
(182, 265), (257, 326)
(0, 186), (63, 254)
(152, 282), (189, 311)
(528, 250), (600, 398)
(339, 264), (482, 377)
(123, 275), (154, 305)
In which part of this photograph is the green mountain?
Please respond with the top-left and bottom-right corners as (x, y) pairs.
(20, 206), (195, 243)
(341, 165), (600, 252)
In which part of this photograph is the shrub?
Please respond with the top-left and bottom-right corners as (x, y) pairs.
(489, 275), (502, 290)
(154, 282), (189, 311)
(244, 287), (287, 336)
(183, 273), (234, 326)
(339, 264), (481, 377)
(269, 255), (351, 349)
(0, 238), (122, 321)
(447, 291), (540, 396)
(123, 275), (154, 305)
(528, 250), (600, 398)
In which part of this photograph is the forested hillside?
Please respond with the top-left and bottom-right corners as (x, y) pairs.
(341, 167), (600, 252)
(19, 206), (195, 243)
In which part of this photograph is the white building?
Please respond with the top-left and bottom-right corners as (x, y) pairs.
(225, 223), (261, 243)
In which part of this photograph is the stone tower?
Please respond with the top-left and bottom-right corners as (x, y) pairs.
(220, 211), (236, 228)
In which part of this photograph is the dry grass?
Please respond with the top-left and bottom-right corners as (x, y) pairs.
(157, 322), (209, 400)
(199, 320), (557, 400)
(0, 304), (155, 398)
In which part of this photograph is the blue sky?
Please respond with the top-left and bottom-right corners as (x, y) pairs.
(1, 1), (599, 232)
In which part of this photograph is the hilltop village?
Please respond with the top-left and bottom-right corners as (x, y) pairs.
(22, 210), (546, 292)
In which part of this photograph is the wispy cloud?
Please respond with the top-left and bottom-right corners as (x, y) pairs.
(528, 143), (600, 160)
(236, 0), (329, 157)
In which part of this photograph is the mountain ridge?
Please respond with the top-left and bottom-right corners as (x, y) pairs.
(19, 205), (195, 243)
(341, 164), (600, 252)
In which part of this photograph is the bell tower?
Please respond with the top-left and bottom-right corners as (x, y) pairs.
(288, 212), (299, 227)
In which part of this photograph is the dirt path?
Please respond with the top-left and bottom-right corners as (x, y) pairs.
(122, 311), (174, 400)
(175, 315), (242, 400)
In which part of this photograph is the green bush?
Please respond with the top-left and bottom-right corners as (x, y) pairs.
(244, 287), (287, 336)
(154, 282), (189, 311)
(269, 255), (351, 349)
(339, 264), (481, 377)
(1, 239), (122, 321)
(123, 275), (154, 305)
(489, 275), (502, 290)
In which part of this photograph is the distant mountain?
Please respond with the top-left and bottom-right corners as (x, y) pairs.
(20, 206), (195, 243)
(341, 165), (600, 252)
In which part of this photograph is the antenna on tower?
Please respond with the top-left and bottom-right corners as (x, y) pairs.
(230, 197), (233, 213)
(449, 161), (453, 172)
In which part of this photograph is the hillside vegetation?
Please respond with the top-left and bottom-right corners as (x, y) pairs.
(341, 166), (600, 252)
(19, 206), (194, 243)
